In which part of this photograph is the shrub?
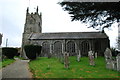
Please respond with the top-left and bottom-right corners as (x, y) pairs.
(24, 45), (42, 60)
(110, 47), (118, 56)
(2, 47), (18, 59)
(15, 48), (21, 56)
(15, 53), (20, 56)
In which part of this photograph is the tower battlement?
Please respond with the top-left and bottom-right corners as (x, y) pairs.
(22, 6), (42, 58)
(24, 6), (42, 34)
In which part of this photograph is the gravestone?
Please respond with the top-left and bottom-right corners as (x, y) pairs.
(77, 50), (81, 62)
(105, 59), (114, 70)
(64, 52), (69, 69)
(104, 48), (113, 69)
(104, 48), (117, 70)
(95, 52), (97, 58)
(88, 50), (95, 66)
(116, 53), (120, 72)
(104, 48), (112, 61)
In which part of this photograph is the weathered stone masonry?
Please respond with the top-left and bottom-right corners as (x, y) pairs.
(22, 7), (110, 58)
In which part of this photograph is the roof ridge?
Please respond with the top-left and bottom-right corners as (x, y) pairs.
(37, 31), (101, 34)
(29, 32), (108, 40)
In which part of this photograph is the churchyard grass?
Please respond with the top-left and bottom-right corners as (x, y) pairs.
(0, 59), (15, 68)
(29, 56), (120, 78)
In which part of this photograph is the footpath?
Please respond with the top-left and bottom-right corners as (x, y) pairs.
(1, 58), (32, 80)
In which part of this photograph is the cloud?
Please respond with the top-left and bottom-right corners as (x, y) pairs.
(0, 0), (27, 47)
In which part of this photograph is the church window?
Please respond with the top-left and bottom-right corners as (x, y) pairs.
(42, 42), (50, 56)
(67, 41), (75, 54)
(53, 41), (62, 55)
(81, 41), (89, 56)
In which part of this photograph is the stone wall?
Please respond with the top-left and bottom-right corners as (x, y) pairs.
(30, 38), (109, 57)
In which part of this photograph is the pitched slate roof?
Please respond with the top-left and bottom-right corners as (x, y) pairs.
(29, 32), (108, 40)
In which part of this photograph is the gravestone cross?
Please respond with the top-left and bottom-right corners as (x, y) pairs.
(88, 50), (95, 66)
(64, 52), (69, 69)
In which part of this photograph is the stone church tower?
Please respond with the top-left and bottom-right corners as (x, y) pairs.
(22, 6), (42, 58)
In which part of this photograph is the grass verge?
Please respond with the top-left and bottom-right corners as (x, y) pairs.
(14, 56), (25, 60)
(0, 59), (15, 68)
(29, 56), (120, 78)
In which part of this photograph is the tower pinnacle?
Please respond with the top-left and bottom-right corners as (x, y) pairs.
(27, 7), (29, 14)
(36, 6), (38, 13)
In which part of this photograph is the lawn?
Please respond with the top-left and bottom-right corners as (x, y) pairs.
(0, 59), (15, 68)
(29, 56), (120, 78)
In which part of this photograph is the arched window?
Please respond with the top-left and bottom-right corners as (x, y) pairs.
(42, 42), (50, 57)
(53, 41), (62, 55)
(67, 41), (75, 55)
(81, 41), (89, 56)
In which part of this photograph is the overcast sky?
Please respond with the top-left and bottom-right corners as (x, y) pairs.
(0, 0), (118, 48)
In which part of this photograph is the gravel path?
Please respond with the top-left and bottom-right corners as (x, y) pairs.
(2, 58), (33, 79)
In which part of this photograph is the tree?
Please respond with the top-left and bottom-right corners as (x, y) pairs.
(24, 45), (42, 60)
(59, 2), (120, 31)
(2, 47), (18, 59)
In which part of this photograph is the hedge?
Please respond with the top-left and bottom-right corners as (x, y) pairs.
(2, 47), (18, 59)
(24, 45), (42, 60)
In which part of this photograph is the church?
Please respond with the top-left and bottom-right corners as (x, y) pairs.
(22, 7), (110, 58)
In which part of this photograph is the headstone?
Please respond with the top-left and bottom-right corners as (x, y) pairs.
(104, 48), (112, 60)
(95, 52), (97, 58)
(64, 52), (69, 69)
(106, 59), (114, 70)
(88, 50), (95, 66)
(116, 53), (120, 72)
(104, 48), (117, 70)
(77, 50), (81, 62)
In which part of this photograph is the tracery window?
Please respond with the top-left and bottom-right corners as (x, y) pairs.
(67, 41), (75, 53)
(81, 41), (89, 56)
(53, 41), (62, 54)
(42, 42), (50, 56)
